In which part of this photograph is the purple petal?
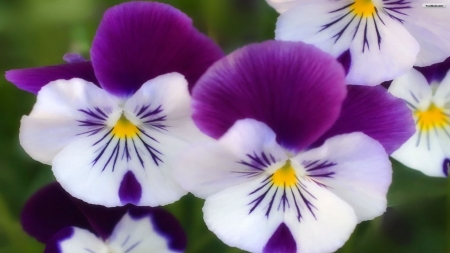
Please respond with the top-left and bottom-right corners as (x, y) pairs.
(129, 207), (187, 251)
(20, 183), (91, 244)
(63, 53), (86, 63)
(337, 49), (351, 76)
(312, 85), (415, 154)
(443, 159), (450, 177)
(415, 56), (450, 84)
(5, 61), (98, 94)
(263, 223), (296, 253)
(192, 40), (347, 151)
(44, 227), (74, 253)
(118, 171), (142, 205)
(91, 1), (223, 97)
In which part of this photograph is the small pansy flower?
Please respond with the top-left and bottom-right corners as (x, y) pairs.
(21, 183), (186, 253)
(5, 2), (223, 207)
(174, 41), (414, 253)
(388, 57), (450, 177)
(267, 0), (450, 86)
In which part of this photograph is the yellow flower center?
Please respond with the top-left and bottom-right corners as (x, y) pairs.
(272, 160), (297, 187)
(352, 0), (375, 17)
(112, 114), (139, 138)
(415, 103), (448, 132)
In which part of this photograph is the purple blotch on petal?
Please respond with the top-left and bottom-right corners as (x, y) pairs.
(337, 49), (351, 76)
(63, 53), (86, 63)
(44, 227), (74, 253)
(312, 85), (415, 154)
(192, 40), (347, 151)
(91, 1), (223, 97)
(118, 171), (142, 205)
(5, 61), (99, 94)
(415, 56), (450, 84)
(263, 223), (296, 253)
(443, 159), (450, 177)
(20, 183), (91, 244)
(128, 207), (187, 251)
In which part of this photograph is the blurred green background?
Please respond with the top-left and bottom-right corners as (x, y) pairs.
(0, 0), (447, 252)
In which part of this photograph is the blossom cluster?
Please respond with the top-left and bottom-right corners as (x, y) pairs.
(5, 1), (450, 253)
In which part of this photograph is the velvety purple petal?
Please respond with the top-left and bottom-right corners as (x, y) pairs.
(5, 61), (98, 94)
(63, 53), (86, 63)
(20, 183), (91, 244)
(70, 198), (129, 241)
(44, 227), (74, 253)
(118, 171), (142, 205)
(263, 223), (296, 253)
(415, 56), (450, 84)
(337, 49), (351, 76)
(129, 207), (187, 251)
(91, 1), (223, 97)
(192, 40), (347, 151)
(312, 85), (415, 154)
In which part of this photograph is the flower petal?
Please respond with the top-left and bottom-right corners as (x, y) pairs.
(91, 1), (223, 97)
(20, 183), (91, 244)
(415, 56), (450, 84)
(275, 1), (420, 85)
(175, 119), (288, 199)
(19, 78), (121, 165)
(265, 0), (303, 13)
(192, 40), (346, 151)
(395, 0), (450, 66)
(5, 61), (98, 94)
(108, 208), (186, 253)
(293, 133), (391, 222)
(312, 85), (415, 154)
(203, 174), (357, 253)
(45, 227), (107, 253)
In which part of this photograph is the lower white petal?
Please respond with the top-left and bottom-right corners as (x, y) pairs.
(19, 78), (121, 164)
(292, 133), (391, 222)
(56, 227), (107, 253)
(108, 213), (180, 253)
(203, 175), (357, 253)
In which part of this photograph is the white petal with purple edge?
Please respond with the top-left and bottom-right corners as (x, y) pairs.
(174, 119), (288, 199)
(275, 1), (420, 85)
(58, 227), (107, 253)
(19, 78), (121, 164)
(203, 175), (357, 253)
(108, 213), (180, 253)
(292, 132), (391, 222)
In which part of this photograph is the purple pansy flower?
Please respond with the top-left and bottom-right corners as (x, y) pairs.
(388, 57), (450, 177)
(267, 0), (450, 86)
(174, 41), (414, 253)
(5, 2), (223, 207)
(21, 183), (186, 253)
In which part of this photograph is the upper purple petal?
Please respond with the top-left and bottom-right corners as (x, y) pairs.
(415, 56), (450, 84)
(20, 183), (92, 244)
(192, 40), (347, 151)
(129, 207), (187, 251)
(312, 85), (415, 154)
(5, 61), (98, 94)
(91, 1), (223, 97)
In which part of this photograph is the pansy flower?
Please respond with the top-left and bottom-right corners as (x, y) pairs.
(5, 2), (223, 207)
(267, 0), (450, 86)
(388, 57), (450, 177)
(21, 183), (186, 253)
(174, 41), (415, 253)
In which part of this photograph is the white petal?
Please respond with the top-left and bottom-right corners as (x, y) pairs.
(19, 78), (121, 164)
(394, 0), (450, 66)
(292, 133), (391, 222)
(57, 227), (107, 253)
(174, 119), (288, 199)
(266, 0), (304, 13)
(389, 68), (432, 110)
(433, 70), (450, 106)
(275, 2), (420, 85)
(108, 213), (180, 253)
(203, 175), (357, 253)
